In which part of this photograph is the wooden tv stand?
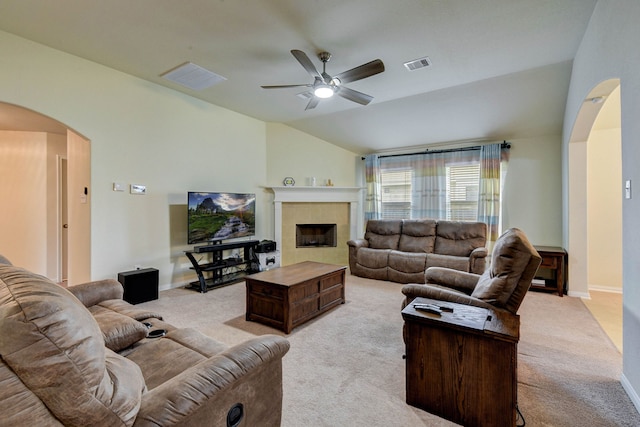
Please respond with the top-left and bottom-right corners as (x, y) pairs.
(185, 240), (259, 293)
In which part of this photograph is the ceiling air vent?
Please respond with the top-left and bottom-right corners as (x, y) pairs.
(161, 62), (226, 91)
(404, 56), (431, 71)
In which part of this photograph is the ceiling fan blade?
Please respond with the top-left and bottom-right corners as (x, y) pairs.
(305, 96), (320, 110)
(261, 84), (312, 89)
(291, 50), (324, 80)
(333, 59), (385, 84)
(336, 86), (373, 105)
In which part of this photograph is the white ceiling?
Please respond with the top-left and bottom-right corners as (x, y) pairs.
(0, 0), (598, 153)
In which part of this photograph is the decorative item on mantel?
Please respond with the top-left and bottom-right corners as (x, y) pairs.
(283, 177), (295, 187)
(325, 179), (334, 187)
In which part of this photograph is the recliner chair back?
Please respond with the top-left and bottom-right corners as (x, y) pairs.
(471, 228), (541, 313)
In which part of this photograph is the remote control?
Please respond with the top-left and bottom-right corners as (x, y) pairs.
(413, 303), (442, 315)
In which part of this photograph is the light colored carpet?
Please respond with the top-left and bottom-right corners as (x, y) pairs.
(138, 274), (639, 426)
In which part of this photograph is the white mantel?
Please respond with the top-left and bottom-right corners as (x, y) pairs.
(268, 186), (363, 256)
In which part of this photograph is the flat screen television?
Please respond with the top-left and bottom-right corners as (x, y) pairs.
(187, 192), (256, 245)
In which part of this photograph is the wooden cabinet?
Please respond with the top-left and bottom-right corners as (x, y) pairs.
(532, 246), (567, 297)
(402, 297), (520, 427)
(245, 261), (345, 333)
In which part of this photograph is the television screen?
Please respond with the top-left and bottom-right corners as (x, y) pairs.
(187, 192), (256, 244)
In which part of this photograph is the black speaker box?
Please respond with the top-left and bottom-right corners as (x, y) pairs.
(117, 268), (159, 304)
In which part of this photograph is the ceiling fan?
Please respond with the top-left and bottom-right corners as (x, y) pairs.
(261, 50), (385, 110)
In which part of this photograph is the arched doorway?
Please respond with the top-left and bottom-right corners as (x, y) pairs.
(567, 79), (622, 348)
(0, 102), (91, 285)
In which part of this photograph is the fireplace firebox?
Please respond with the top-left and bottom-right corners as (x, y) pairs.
(296, 224), (337, 248)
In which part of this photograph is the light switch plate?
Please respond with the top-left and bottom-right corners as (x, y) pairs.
(113, 182), (125, 192)
(625, 180), (632, 199)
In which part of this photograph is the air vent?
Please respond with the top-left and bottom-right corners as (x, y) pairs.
(404, 56), (431, 71)
(161, 62), (226, 91)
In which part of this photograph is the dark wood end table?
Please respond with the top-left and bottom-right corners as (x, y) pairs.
(402, 297), (520, 427)
(532, 246), (567, 297)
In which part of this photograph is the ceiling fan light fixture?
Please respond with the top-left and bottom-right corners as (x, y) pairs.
(314, 84), (334, 98)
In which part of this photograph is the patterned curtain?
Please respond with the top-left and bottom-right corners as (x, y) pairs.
(408, 152), (448, 219)
(477, 143), (510, 250)
(363, 154), (382, 221)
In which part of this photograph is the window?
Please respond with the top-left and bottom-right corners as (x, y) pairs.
(381, 169), (412, 219)
(446, 164), (480, 221)
(379, 162), (481, 221)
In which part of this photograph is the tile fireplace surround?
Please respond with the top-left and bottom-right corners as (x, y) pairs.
(269, 186), (363, 266)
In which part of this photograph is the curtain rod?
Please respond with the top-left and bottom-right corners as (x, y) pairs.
(362, 141), (511, 160)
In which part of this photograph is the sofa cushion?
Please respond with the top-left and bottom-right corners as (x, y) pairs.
(356, 247), (391, 269)
(388, 250), (427, 273)
(471, 229), (533, 306)
(126, 328), (228, 389)
(96, 299), (164, 321)
(0, 359), (63, 426)
(89, 305), (149, 352)
(364, 220), (402, 249)
(434, 221), (487, 256)
(426, 253), (470, 272)
(0, 265), (145, 427)
(398, 219), (436, 253)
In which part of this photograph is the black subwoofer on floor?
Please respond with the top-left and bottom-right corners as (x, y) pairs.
(117, 268), (159, 304)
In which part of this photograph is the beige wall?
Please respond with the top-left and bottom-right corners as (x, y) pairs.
(502, 135), (563, 246)
(587, 127), (622, 291)
(266, 122), (358, 188)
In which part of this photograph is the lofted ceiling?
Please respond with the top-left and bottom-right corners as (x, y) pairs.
(0, 0), (598, 153)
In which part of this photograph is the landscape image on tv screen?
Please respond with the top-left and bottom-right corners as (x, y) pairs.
(188, 192), (256, 244)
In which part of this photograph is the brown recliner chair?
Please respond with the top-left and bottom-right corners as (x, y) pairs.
(401, 227), (541, 315)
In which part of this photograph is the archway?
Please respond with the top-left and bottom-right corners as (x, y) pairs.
(566, 80), (622, 349)
(0, 102), (91, 284)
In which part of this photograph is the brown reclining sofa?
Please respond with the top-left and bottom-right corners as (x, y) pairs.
(348, 219), (488, 283)
(0, 256), (289, 427)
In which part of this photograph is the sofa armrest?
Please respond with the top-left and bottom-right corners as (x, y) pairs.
(68, 279), (124, 307)
(469, 247), (488, 273)
(424, 267), (480, 294)
(133, 335), (290, 427)
(470, 247), (488, 259)
(347, 239), (369, 249)
(402, 283), (496, 310)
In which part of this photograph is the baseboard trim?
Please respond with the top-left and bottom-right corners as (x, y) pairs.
(588, 285), (623, 294)
(568, 290), (590, 298)
(159, 280), (190, 292)
(621, 373), (640, 414)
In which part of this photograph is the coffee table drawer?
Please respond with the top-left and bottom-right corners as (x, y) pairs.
(249, 281), (284, 300)
(320, 286), (343, 309)
(289, 279), (319, 301)
(321, 271), (344, 290)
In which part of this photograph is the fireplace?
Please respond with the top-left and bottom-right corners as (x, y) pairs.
(270, 186), (363, 266)
(296, 224), (337, 248)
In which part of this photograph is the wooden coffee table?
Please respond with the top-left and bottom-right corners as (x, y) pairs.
(245, 261), (346, 333)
